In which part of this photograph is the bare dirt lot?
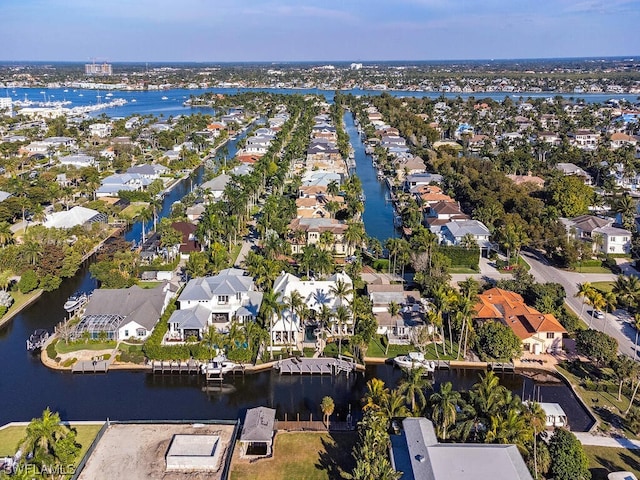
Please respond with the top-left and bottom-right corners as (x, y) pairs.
(78, 423), (236, 480)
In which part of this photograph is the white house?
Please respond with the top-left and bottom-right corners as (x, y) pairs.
(441, 219), (491, 248)
(58, 153), (96, 169)
(89, 123), (112, 138)
(270, 271), (353, 351)
(592, 226), (632, 254)
(166, 268), (263, 341)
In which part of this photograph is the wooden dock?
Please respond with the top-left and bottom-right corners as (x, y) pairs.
(72, 359), (111, 373)
(488, 362), (515, 372)
(275, 357), (356, 376)
(151, 360), (201, 374)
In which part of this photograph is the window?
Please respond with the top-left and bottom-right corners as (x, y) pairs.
(236, 292), (242, 301)
(218, 295), (229, 304)
(124, 330), (129, 337)
(136, 328), (146, 337)
(546, 332), (555, 339)
(523, 343), (530, 352)
(610, 237), (616, 242)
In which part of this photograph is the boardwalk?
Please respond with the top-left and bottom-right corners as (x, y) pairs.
(275, 357), (356, 375)
(72, 359), (111, 373)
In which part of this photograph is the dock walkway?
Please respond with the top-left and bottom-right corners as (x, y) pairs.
(72, 358), (112, 373)
(275, 357), (356, 375)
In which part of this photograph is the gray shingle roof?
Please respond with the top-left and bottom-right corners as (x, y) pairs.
(179, 270), (253, 302)
(241, 407), (276, 443)
(84, 283), (167, 331)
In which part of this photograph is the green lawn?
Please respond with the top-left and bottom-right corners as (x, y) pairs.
(449, 267), (479, 274)
(119, 202), (149, 220)
(577, 266), (615, 274)
(1, 290), (42, 324)
(55, 340), (117, 354)
(367, 335), (457, 360)
(230, 432), (356, 480)
(0, 423), (103, 459)
(137, 281), (164, 289)
(118, 343), (143, 354)
(591, 281), (615, 293)
(584, 445), (640, 480)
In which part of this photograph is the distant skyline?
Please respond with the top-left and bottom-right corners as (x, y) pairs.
(2, 0), (640, 62)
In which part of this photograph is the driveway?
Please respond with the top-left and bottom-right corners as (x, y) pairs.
(450, 256), (514, 285)
(521, 251), (637, 358)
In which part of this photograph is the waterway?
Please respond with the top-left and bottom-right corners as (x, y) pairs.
(344, 112), (397, 243)
(0, 88), (594, 432)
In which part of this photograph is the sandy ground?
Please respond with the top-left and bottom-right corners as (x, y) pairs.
(78, 423), (236, 480)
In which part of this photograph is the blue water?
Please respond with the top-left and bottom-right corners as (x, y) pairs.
(344, 112), (397, 243)
(5, 87), (633, 120)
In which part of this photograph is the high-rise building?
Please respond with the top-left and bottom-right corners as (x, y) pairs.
(85, 63), (113, 76)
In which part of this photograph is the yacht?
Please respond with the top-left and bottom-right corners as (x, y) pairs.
(161, 96), (169, 100)
(201, 355), (238, 376)
(63, 292), (89, 312)
(393, 352), (436, 372)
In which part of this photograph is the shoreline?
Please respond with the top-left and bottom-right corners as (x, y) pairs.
(0, 289), (43, 329)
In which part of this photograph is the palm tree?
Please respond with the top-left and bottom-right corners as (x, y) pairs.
(586, 290), (606, 328)
(525, 401), (547, 480)
(320, 396), (335, 430)
(362, 378), (389, 412)
(334, 305), (351, 357)
(398, 367), (430, 414)
(284, 290), (304, 352)
(21, 240), (43, 265)
(634, 312), (640, 360)
(0, 221), (14, 247)
(19, 408), (72, 466)
(575, 282), (593, 318)
(381, 389), (410, 425)
(430, 381), (461, 440)
(260, 289), (282, 360)
(431, 285), (456, 355)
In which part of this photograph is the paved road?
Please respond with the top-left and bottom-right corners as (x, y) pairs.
(521, 250), (638, 359)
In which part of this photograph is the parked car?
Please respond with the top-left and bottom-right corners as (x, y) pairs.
(593, 310), (605, 319)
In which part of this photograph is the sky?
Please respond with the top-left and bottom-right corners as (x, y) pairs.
(1, 0), (639, 62)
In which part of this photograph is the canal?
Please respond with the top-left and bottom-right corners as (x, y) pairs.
(344, 112), (397, 243)
(0, 94), (593, 432)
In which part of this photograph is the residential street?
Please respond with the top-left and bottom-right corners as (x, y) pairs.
(521, 250), (639, 359)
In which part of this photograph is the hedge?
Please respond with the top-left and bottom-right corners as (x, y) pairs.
(437, 246), (480, 269)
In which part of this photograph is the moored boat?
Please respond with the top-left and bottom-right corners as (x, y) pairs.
(26, 329), (49, 351)
(201, 356), (238, 376)
(63, 292), (89, 312)
(393, 352), (435, 372)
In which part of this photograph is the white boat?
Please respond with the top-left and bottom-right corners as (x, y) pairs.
(63, 292), (89, 312)
(393, 352), (436, 372)
(26, 329), (49, 351)
(131, 99), (137, 103)
(161, 96), (168, 100)
(105, 93), (113, 97)
(201, 356), (238, 376)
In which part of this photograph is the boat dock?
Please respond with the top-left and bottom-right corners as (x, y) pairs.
(275, 357), (356, 376)
(72, 358), (111, 373)
(151, 360), (201, 374)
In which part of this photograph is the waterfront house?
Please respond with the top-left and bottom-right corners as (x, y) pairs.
(391, 418), (533, 480)
(366, 283), (424, 345)
(96, 173), (152, 197)
(74, 283), (174, 341)
(537, 131), (562, 146)
(396, 156), (426, 176)
(271, 271), (354, 350)
(610, 132), (639, 149)
(200, 173), (231, 200)
(403, 173), (443, 191)
(171, 221), (202, 258)
(474, 288), (566, 354)
(126, 164), (170, 179)
(166, 268), (263, 341)
(43, 206), (106, 229)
